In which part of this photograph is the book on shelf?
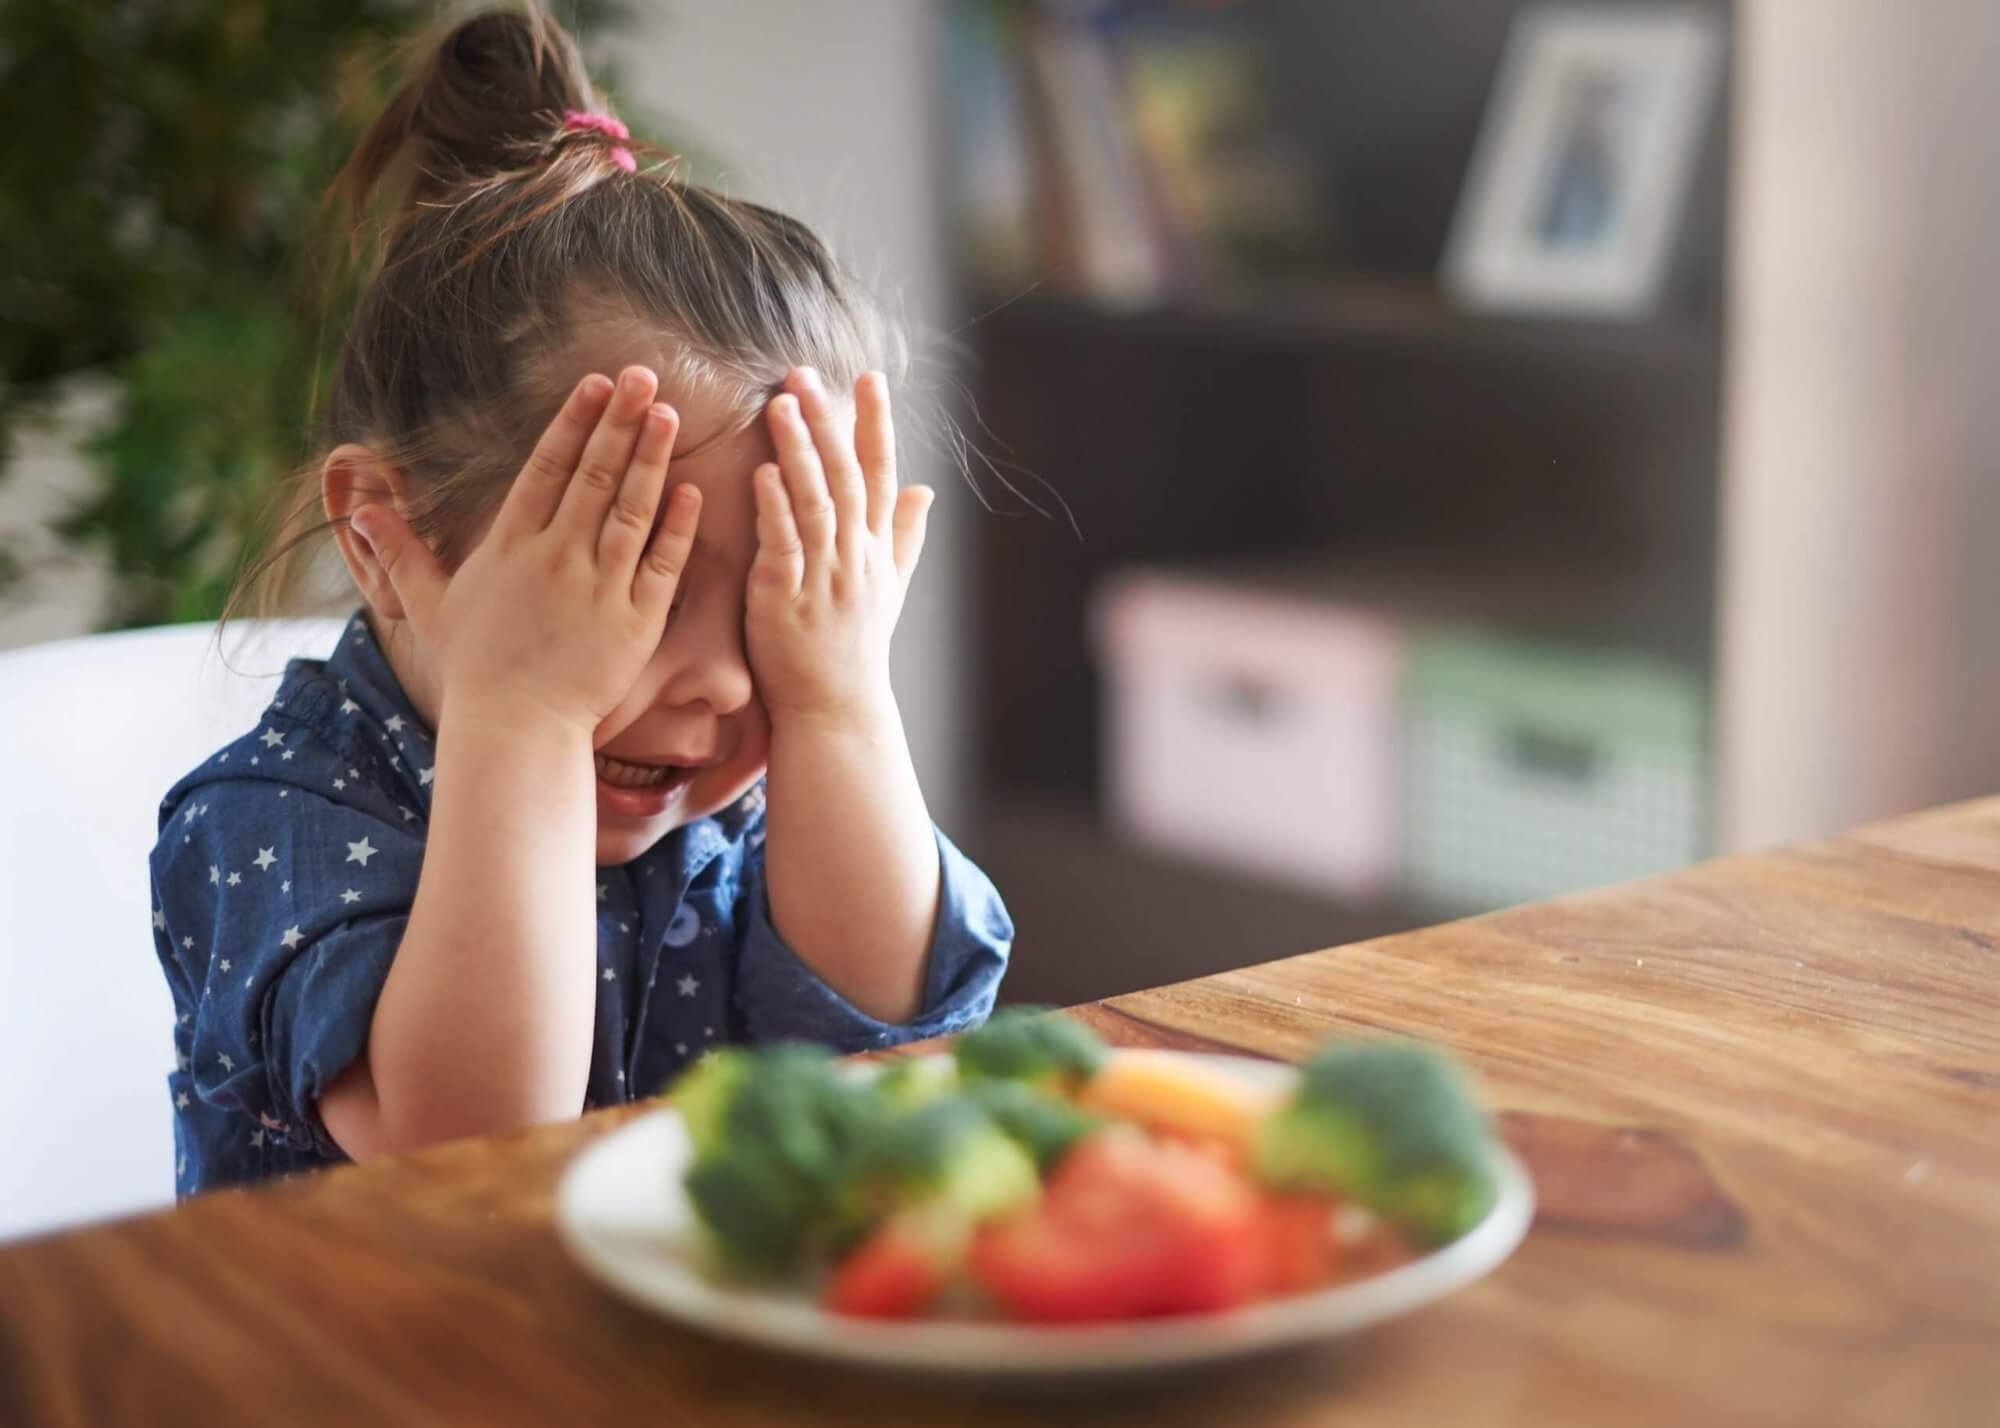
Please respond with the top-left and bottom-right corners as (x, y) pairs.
(942, 0), (1330, 306)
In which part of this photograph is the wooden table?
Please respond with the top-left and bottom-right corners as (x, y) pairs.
(5, 801), (1998, 1427)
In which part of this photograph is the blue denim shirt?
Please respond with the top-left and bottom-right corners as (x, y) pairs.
(149, 611), (1011, 1195)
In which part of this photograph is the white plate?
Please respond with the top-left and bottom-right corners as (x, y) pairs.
(554, 1054), (1534, 1377)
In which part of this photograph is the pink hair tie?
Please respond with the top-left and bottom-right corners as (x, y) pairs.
(562, 110), (636, 174)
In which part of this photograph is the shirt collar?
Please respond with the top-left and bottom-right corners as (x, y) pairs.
(285, 608), (432, 740)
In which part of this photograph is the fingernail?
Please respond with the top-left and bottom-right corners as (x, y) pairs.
(619, 369), (649, 395)
(578, 374), (613, 402)
(797, 366), (823, 393)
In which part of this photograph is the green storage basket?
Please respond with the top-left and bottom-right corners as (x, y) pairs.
(1404, 632), (1709, 910)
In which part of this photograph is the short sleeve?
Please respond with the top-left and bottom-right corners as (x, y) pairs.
(152, 780), (422, 1157)
(731, 824), (1011, 1050)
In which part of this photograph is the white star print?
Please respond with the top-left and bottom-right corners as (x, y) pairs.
(253, 847), (276, 871)
(385, 715), (405, 734)
(176, 1155), (187, 1179)
(281, 749), (295, 761)
(226, 871), (241, 887)
(219, 959), (232, 973)
(348, 768), (360, 780)
(280, 926), (303, 950)
(180, 1011), (190, 1025)
(418, 765), (434, 786)
(675, 1042), (688, 1056)
(332, 778), (346, 791)
(183, 806), (198, 826)
(260, 728), (284, 748)
(176, 1091), (190, 1109)
(208, 864), (220, 885)
(340, 888), (361, 905)
(340, 698), (360, 714)
(603, 968), (616, 981)
(597, 883), (608, 901)
(617, 1070), (626, 1082)
(218, 752), (229, 763)
(153, 908), (165, 930)
(399, 805), (416, 822)
(618, 922), (630, 934)
(182, 936), (194, 950)
(251, 756), (260, 765)
(677, 974), (699, 998)
(217, 1053), (235, 1073)
(281, 880), (291, 893)
(249, 1128), (266, 1150)
(278, 790), (288, 798)
(244, 974), (255, 989)
(346, 837), (377, 866)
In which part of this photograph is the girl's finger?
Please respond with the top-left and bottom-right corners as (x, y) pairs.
(854, 371), (898, 539)
(788, 367), (865, 559)
(597, 402), (679, 580)
(498, 373), (614, 536)
(748, 462), (805, 602)
(552, 365), (657, 547)
(764, 392), (835, 567)
(890, 484), (934, 587)
(632, 482), (701, 624)
(351, 503), (448, 633)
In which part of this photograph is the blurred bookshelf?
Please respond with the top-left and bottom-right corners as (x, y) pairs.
(939, 0), (1734, 1009)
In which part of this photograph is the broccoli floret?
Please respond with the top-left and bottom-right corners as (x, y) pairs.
(669, 1047), (750, 1159)
(840, 1095), (1040, 1234)
(1253, 1041), (1498, 1244)
(952, 1007), (1108, 1088)
(679, 1044), (886, 1277)
(872, 1055), (960, 1109)
(962, 1077), (1102, 1170)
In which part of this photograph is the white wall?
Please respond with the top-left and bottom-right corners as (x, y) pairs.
(1720, 0), (2000, 849)
(615, 1), (972, 832)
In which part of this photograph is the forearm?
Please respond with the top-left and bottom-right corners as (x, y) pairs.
(764, 695), (939, 1024)
(330, 709), (599, 1154)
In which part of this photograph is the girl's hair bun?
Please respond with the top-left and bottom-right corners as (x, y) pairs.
(337, 5), (597, 236)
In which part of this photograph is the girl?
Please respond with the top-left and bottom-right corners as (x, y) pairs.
(148, 7), (1010, 1194)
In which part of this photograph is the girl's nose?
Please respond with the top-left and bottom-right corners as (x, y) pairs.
(659, 627), (754, 717)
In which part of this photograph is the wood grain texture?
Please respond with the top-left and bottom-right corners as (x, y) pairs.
(4, 800), (1997, 1428)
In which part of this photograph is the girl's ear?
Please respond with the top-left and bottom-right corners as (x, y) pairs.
(323, 444), (422, 621)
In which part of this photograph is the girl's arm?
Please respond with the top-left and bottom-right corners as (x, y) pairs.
(763, 699), (939, 1025)
(320, 708), (598, 1155)
(319, 368), (700, 1156)
(746, 368), (940, 1025)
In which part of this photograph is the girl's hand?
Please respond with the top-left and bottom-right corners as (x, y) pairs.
(351, 367), (701, 738)
(747, 368), (933, 726)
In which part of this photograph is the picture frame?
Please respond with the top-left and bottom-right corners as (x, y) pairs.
(1442, 5), (1723, 318)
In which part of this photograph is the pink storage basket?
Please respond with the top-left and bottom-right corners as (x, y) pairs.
(1091, 570), (1404, 897)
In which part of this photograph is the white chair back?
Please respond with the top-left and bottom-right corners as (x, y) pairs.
(0, 617), (348, 1240)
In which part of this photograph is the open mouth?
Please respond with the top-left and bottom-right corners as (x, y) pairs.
(593, 752), (693, 789)
(592, 750), (718, 820)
